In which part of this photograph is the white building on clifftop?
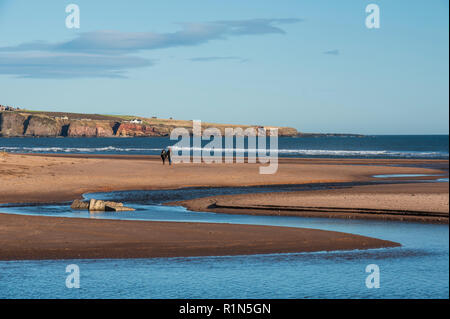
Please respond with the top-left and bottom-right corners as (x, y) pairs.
(0, 105), (18, 111)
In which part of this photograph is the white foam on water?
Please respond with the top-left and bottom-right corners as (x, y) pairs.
(0, 146), (448, 158)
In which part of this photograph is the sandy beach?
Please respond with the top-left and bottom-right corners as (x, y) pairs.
(0, 153), (448, 260)
(0, 153), (447, 204)
(0, 213), (400, 261)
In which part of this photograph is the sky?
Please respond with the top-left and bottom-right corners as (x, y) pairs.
(0, 0), (448, 134)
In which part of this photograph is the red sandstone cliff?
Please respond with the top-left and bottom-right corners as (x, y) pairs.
(115, 123), (163, 137)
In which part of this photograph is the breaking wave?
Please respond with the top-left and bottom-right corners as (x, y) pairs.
(0, 145), (448, 159)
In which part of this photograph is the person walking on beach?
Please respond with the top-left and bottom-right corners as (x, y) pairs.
(167, 147), (172, 165)
(160, 149), (167, 165)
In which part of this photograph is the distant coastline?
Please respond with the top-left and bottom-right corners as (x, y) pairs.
(0, 109), (361, 138)
(295, 132), (364, 138)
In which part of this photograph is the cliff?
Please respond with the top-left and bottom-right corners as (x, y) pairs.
(0, 110), (362, 138)
(0, 112), (27, 136)
(67, 120), (115, 137)
(24, 115), (66, 137)
(0, 110), (299, 138)
(116, 123), (162, 137)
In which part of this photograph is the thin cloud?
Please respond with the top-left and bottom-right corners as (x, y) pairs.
(323, 49), (339, 55)
(0, 52), (153, 78)
(0, 19), (302, 54)
(0, 18), (301, 78)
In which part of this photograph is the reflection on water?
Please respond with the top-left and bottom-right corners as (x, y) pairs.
(0, 188), (448, 299)
(0, 244), (447, 299)
(373, 174), (445, 178)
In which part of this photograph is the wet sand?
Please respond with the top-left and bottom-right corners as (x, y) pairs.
(0, 153), (447, 260)
(0, 213), (400, 261)
(172, 183), (449, 223)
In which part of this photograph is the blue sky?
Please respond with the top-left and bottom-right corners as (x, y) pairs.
(0, 0), (448, 134)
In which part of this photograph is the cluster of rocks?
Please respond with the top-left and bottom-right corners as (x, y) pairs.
(71, 199), (135, 212)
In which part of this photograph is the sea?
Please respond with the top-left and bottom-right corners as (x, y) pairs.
(0, 135), (448, 159)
